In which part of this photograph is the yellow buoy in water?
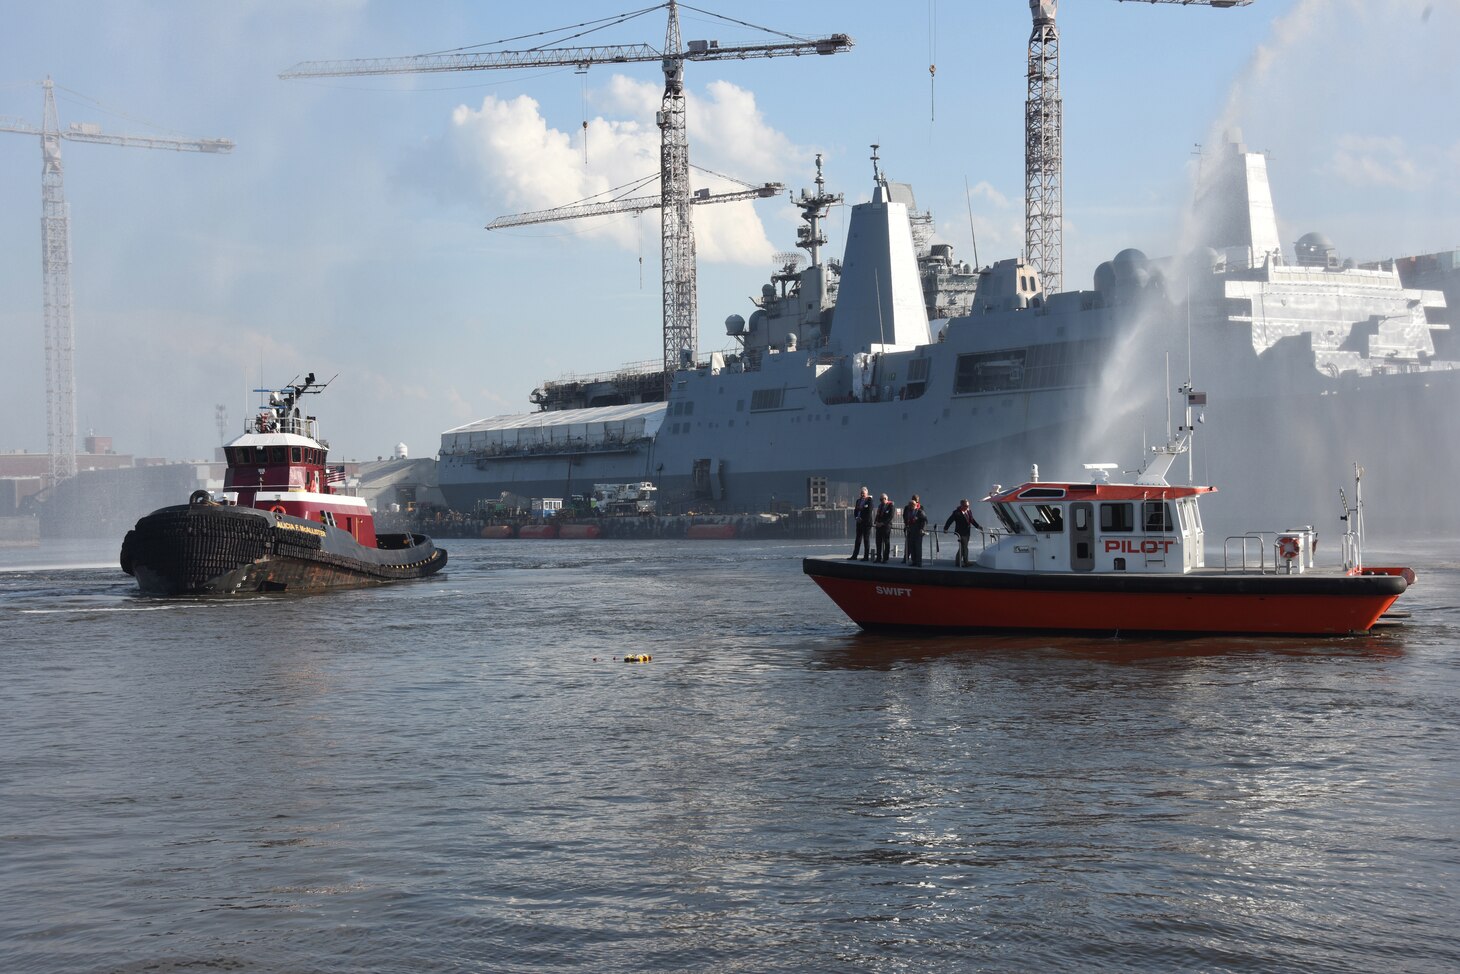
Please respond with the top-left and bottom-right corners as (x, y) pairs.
(623, 653), (652, 663)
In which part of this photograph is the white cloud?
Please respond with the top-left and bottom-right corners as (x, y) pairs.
(449, 75), (804, 265)
(1329, 134), (1423, 189)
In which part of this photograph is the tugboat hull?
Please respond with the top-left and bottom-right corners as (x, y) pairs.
(121, 502), (446, 596)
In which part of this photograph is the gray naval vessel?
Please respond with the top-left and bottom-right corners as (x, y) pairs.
(440, 136), (1460, 536)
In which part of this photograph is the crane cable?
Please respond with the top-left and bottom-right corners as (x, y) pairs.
(928, 0), (937, 123)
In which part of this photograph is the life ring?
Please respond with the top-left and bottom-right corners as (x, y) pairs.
(269, 504), (287, 514)
(1278, 535), (1300, 560)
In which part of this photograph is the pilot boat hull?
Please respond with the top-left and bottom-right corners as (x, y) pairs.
(122, 502), (446, 596)
(803, 558), (1412, 636)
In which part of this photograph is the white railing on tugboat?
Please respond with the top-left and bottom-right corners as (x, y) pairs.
(247, 411), (327, 446)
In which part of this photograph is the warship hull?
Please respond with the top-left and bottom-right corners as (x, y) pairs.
(440, 141), (1459, 537)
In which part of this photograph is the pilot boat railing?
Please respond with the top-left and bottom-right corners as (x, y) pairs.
(1223, 533), (1270, 574)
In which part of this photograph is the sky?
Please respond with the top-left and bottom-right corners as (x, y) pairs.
(0, 0), (1456, 463)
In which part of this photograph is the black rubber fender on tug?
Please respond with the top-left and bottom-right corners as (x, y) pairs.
(120, 502), (446, 595)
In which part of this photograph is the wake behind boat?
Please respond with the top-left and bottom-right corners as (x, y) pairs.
(120, 373), (446, 596)
(804, 389), (1414, 637)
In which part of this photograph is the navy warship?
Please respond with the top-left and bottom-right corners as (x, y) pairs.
(439, 136), (1458, 536)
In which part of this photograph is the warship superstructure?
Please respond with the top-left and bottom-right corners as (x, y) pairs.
(440, 137), (1458, 535)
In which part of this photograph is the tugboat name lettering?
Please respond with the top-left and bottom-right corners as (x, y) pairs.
(1103, 539), (1175, 555)
(876, 585), (913, 597)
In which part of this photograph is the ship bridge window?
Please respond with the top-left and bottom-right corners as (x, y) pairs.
(1100, 502), (1134, 532)
(269, 446), (286, 464)
(1019, 487), (1065, 499)
(291, 447), (302, 463)
(1023, 504), (1064, 533)
(1143, 500), (1174, 533)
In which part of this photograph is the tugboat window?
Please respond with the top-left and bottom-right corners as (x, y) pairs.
(269, 447), (286, 464)
(1100, 502), (1134, 532)
(291, 447), (302, 463)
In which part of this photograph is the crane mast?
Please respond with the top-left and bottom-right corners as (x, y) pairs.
(281, 2), (851, 394)
(1024, 0), (1062, 296)
(39, 79), (76, 483)
(659, 2), (694, 375)
(1, 79), (234, 484)
(1024, 0), (1251, 297)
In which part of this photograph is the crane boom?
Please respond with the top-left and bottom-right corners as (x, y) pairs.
(60, 129), (234, 153)
(280, 36), (852, 80)
(487, 183), (783, 230)
(281, 44), (661, 78)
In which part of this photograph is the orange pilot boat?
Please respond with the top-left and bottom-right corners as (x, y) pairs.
(804, 387), (1413, 637)
(121, 373), (446, 595)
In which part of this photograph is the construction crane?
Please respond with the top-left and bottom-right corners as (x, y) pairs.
(0, 78), (233, 484)
(487, 178), (782, 229)
(1024, 0), (1251, 295)
(282, 1), (851, 392)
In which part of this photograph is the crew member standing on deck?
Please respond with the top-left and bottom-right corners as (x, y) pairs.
(903, 494), (929, 567)
(850, 486), (874, 560)
(943, 498), (982, 567)
(874, 493), (896, 563)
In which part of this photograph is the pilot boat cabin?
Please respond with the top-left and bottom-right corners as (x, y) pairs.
(980, 478), (1213, 574)
(220, 409), (375, 545)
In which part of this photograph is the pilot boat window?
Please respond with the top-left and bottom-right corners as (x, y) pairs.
(269, 447), (286, 464)
(1073, 507), (1089, 530)
(993, 504), (1024, 534)
(291, 447), (302, 463)
(1100, 502), (1134, 532)
(1143, 500), (1174, 533)
(1023, 504), (1064, 532)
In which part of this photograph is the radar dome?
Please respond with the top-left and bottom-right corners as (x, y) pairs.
(1093, 261), (1117, 293)
(1112, 248), (1150, 287)
(725, 314), (746, 336)
(1295, 231), (1338, 267)
(394, 442), (409, 460)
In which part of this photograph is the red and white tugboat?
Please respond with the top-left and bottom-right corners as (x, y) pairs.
(804, 392), (1414, 636)
(121, 373), (446, 595)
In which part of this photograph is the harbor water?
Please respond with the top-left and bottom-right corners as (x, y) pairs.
(3, 538), (1459, 973)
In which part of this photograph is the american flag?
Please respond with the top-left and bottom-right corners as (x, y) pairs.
(326, 465), (347, 485)
(1187, 391), (1207, 406)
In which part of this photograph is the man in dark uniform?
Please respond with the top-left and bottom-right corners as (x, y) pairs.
(873, 493), (896, 563)
(850, 486), (874, 560)
(903, 493), (929, 566)
(943, 498), (982, 567)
